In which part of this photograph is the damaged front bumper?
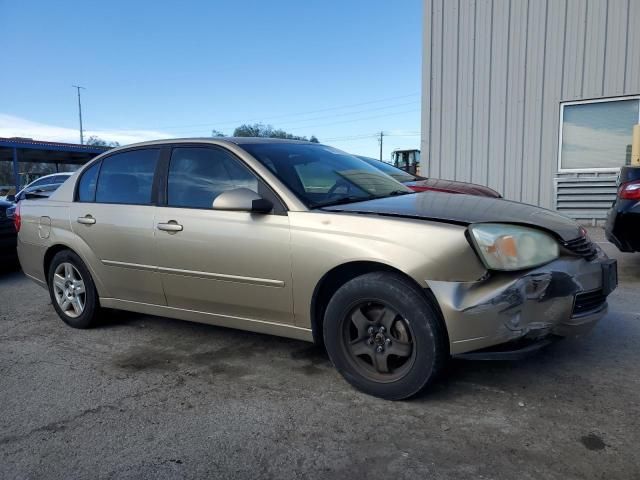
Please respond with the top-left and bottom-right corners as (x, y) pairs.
(428, 254), (617, 356)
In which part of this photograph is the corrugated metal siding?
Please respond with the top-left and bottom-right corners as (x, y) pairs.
(421, 0), (640, 211)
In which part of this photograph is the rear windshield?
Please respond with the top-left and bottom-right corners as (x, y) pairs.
(358, 157), (417, 183)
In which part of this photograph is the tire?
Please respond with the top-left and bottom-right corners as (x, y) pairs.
(323, 272), (448, 400)
(47, 250), (100, 329)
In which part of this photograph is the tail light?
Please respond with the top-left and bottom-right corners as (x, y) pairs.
(13, 202), (21, 232)
(619, 180), (640, 200)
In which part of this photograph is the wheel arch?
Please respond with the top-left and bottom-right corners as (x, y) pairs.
(43, 243), (105, 297)
(43, 244), (75, 281)
(310, 261), (449, 348)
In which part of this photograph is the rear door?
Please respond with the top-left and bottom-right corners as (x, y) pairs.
(154, 145), (294, 324)
(69, 148), (165, 305)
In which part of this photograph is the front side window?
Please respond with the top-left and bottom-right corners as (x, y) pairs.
(560, 98), (640, 170)
(95, 149), (159, 205)
(240, 143), (412, 208)
(168, 147), (259, 209)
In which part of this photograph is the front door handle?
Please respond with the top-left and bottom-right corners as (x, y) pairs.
(77, 215), (96, 225)
(157, 221), (183, 233)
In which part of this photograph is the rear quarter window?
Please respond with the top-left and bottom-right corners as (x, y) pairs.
(77, 162), (101, 202)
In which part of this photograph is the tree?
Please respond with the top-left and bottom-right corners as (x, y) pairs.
(85, 136), (120, 147)
(232, 123), (319, 142)
(233, 123), (270, 137)
(211, 129), (226, 137)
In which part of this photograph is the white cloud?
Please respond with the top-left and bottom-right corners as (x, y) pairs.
(0, 113), (174, 145)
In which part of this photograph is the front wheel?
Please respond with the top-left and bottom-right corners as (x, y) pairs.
(323, 272), (448, 400)
(48, 250), (100, 329)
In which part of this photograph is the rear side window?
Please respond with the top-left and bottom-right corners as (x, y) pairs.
(95, 149), (159, 205)
(29, 177), (52, 188)
(51, 175), (69, 184)
(167, 147), (258, 209)
(77, 163), (100, 202)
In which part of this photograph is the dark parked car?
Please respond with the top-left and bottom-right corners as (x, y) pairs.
(0, 198), (17, 264)
(358, 156), (502, 198)
(605, 165), (640, 252)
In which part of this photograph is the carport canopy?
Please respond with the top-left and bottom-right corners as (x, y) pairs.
(0, 137), (110, 193)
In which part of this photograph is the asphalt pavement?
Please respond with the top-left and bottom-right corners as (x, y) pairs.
(1, 228), (639, 479)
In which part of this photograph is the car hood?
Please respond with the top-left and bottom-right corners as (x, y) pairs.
(323, 191), (583, 241)
(405, 178), (501, 198)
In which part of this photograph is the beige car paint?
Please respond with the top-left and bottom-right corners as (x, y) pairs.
(154, 206), (294, 324)
(70, 202), (165, 305)
(17, 138), (608, 354)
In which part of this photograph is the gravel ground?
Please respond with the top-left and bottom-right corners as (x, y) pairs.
(1, 228), (639, 479)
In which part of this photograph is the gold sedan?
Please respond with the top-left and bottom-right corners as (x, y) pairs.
(16, 138), (617, 399)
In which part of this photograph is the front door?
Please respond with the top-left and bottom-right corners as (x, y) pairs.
(70, 148), (165, 305)
(154, 146), (294, 324)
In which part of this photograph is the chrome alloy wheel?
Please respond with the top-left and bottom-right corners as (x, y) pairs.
(52, 262), (86, 318)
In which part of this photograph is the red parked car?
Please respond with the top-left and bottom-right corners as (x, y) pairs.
(358, 156), (502, 198)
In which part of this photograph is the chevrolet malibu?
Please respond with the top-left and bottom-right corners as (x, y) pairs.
(16, 138), (617, 399)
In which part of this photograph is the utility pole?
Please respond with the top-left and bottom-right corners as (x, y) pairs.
(72, 85), (85, 144)
(377, 131), (384, 161)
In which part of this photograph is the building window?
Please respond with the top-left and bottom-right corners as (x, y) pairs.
(559, 97), (640, 172)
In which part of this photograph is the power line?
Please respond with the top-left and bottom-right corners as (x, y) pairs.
(159, 107), (421, 137)
(168, 100), (419, 134)
(282, 108), (421, 133)
(123, 92), (420, 132)
(268, 101), (418, 129)
(322, 133), (379, 142)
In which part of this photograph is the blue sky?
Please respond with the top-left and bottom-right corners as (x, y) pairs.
(0, 0), (422, 159)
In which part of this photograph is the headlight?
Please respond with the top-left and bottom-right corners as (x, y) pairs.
(468, 223), (559, 271)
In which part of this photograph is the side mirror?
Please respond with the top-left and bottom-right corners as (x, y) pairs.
(6, 195), (15, 203)
(212, 188), (273, 214)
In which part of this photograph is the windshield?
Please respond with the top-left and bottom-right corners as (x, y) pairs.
(357, 156), (417, 183)
(241, 143), (413, 208)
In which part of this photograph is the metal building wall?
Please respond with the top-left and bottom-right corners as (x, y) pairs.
(421, 0), (640, 210)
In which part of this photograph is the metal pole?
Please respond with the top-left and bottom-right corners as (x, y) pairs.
(378, 131), (384, 161)
(12, 147), (19, 192)
(72, 85), (85, 144)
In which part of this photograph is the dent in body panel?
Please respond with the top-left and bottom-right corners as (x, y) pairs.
(288, 211), (486, 329)
(429, 257), (606, 354)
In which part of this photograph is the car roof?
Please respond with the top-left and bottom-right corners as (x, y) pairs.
(102, 137), (318, 152)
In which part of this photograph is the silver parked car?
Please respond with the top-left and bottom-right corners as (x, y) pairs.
(16, 138), (617, 399)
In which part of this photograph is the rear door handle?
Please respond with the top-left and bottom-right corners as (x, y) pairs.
(157, 221), (183, 232)
(77, 215), (96, 225)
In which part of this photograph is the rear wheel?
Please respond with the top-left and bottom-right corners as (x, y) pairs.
(48, 250), (100, 329)
(323, 272), (448, 400)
